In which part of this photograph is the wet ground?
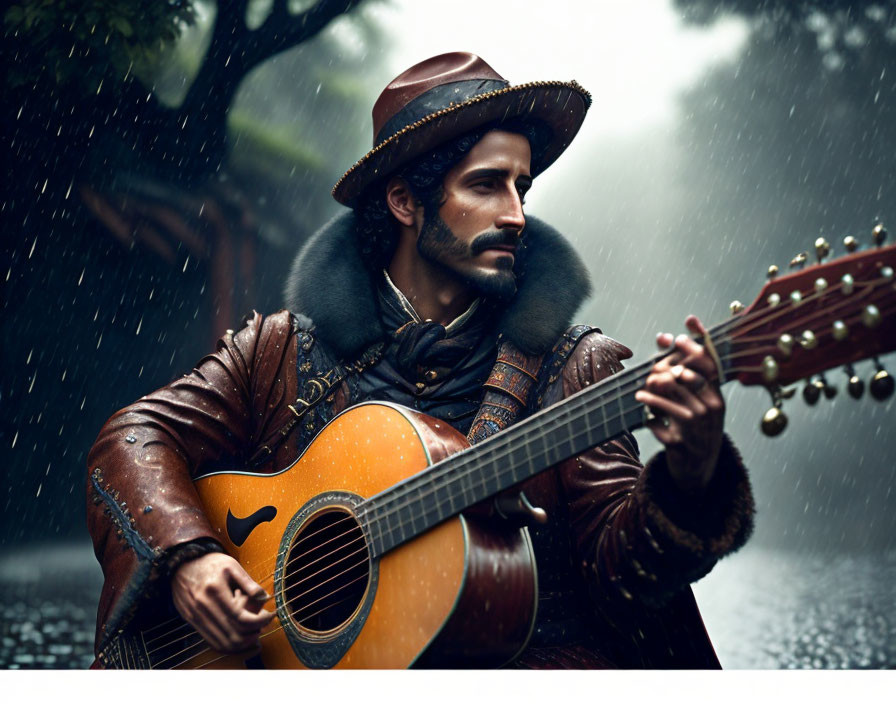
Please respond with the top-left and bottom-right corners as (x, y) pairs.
(1, 542), (893, 669)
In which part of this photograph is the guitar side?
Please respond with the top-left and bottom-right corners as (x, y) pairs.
(191, 402), (537, 669)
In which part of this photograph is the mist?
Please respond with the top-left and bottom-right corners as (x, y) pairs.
(1, 0), (893, 670)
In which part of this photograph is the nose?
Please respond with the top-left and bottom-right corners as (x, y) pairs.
(495, 190), (526, 236)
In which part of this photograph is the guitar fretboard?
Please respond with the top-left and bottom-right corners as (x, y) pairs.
(358, 328), (732, 558)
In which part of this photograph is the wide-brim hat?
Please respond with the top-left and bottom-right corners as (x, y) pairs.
(332, 52), (591, 207)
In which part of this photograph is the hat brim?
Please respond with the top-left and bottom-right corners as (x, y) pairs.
(332, 80), (591, 207)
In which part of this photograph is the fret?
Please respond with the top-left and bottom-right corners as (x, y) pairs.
(121, 635), (133, 670)
(369, 503), (385, 557)
(480, 460), (501, 498)
(460, 461), (474, 506)
(428, 468), (449, 524)
(523, 434), (534, 480)
(599, 395), (610, 445)
(564, 403), (576, 458)
(419, 473), (441, 526)
(616, 390), (628, 432)
(140, 630), (150, 670)
(507, 445), (526, 482)
(383, 501), (399, 554)
(407, 480), (423, 536)
(444, 464), (458, 517)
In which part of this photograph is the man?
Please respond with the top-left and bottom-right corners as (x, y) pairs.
(87, 53), (754, 668)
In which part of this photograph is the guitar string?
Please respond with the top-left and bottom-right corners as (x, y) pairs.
(146, 536), (371, 659)
(142, 523), (368, 649)
(189, 260), (889, 667)
(142, 338), (742, 666)
(152, 566), (371, 669)
(360, 294), (895, 549)
(117, 257), (896, 651)
(148, 287), (783, 649)
(135, 328), (697, 654)
(137, 327), (698, 659)
(176, 349), (786, 670)
(353, 277), (894, 555)
(149, 321), (885, 671)
(140, 346), (670, 665)
(135, 279), (894, 665)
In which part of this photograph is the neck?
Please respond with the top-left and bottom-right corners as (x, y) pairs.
(387, 232), (476, 325)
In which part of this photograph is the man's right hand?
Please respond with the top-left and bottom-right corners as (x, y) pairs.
(171, 552), (275, 654)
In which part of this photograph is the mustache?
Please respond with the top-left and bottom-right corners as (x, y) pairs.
(470, 229), (521, 255)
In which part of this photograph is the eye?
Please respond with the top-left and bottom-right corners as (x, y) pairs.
(472, 179), (496, 192)
(516, 185), (529, 205)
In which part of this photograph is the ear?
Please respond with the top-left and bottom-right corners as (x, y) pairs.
(385, 177), (421, 228)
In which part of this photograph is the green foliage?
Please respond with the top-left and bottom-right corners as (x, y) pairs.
(3, 0), (196, 97)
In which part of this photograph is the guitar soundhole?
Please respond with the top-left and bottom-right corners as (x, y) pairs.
(283, 508), (370, 634)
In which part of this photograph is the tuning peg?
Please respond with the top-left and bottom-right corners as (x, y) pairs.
(789, 252), (808, 270)
(819, 373), (837, 399)
(767, 265), (779, 280)
(730, 300), (745, 314)
(814, 237), (831, 263)
(761, 407), (788, 436)
(843, 235), (859, 253)
(802, 377), (824, 405)
(872, 223), (887, 247)
(844, 364), (864, 399)
(761, 386), (789, 437)
(870, 359), (895, 401)
(862, 305), (882, 328)
(761, 386), (792, 436)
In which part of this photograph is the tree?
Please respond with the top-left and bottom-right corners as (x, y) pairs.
(1, 0), (381, 544)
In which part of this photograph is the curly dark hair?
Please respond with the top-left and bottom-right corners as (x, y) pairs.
(354, 119), (552, 269)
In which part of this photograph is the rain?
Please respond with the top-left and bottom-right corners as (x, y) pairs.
(1, 0), (894, 671)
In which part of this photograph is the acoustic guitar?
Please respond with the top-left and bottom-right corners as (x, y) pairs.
(97, 233), (896, 669)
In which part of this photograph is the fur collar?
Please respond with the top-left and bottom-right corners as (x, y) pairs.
(283, 212), (591, 360)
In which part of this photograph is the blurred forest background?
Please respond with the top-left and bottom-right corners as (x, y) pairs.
(1, 0), (894, 668)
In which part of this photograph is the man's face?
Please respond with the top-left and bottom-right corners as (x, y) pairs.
(416, 130), (532, 300)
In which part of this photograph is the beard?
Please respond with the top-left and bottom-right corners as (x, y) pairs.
(416, 212), (519, 302)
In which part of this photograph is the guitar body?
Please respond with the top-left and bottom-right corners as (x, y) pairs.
(181, 402), (536, 669)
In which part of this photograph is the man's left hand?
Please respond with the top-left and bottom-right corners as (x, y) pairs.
(634, 315), (724, 494)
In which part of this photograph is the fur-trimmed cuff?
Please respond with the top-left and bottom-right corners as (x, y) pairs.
(165, 538), (226, 577)
(635, 434), (755, 559)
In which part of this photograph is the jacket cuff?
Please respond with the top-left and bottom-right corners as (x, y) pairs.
(165, 538), (226, 576)
(634, 434), (755, 559)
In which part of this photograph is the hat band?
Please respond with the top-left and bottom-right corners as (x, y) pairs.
(374, 78), (509, 146)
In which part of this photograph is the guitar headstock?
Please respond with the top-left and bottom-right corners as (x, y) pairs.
(721, 226), (895, 434)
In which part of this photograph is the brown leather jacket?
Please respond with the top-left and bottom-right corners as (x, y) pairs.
(86, 309), (754, 668)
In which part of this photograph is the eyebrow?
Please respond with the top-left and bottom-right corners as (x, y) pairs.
(465, 168), (533, 186)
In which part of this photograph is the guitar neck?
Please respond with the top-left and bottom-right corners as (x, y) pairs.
(359, 323), (735, 558)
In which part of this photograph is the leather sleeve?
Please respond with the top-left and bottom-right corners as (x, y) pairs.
(551, 332), (755, 612)
(85, 310), (298, 649)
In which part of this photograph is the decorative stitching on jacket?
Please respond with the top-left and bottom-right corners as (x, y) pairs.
(90, 467), (158, 562)
(532, 325), (597, 406)
(90, 467), (163, 651)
